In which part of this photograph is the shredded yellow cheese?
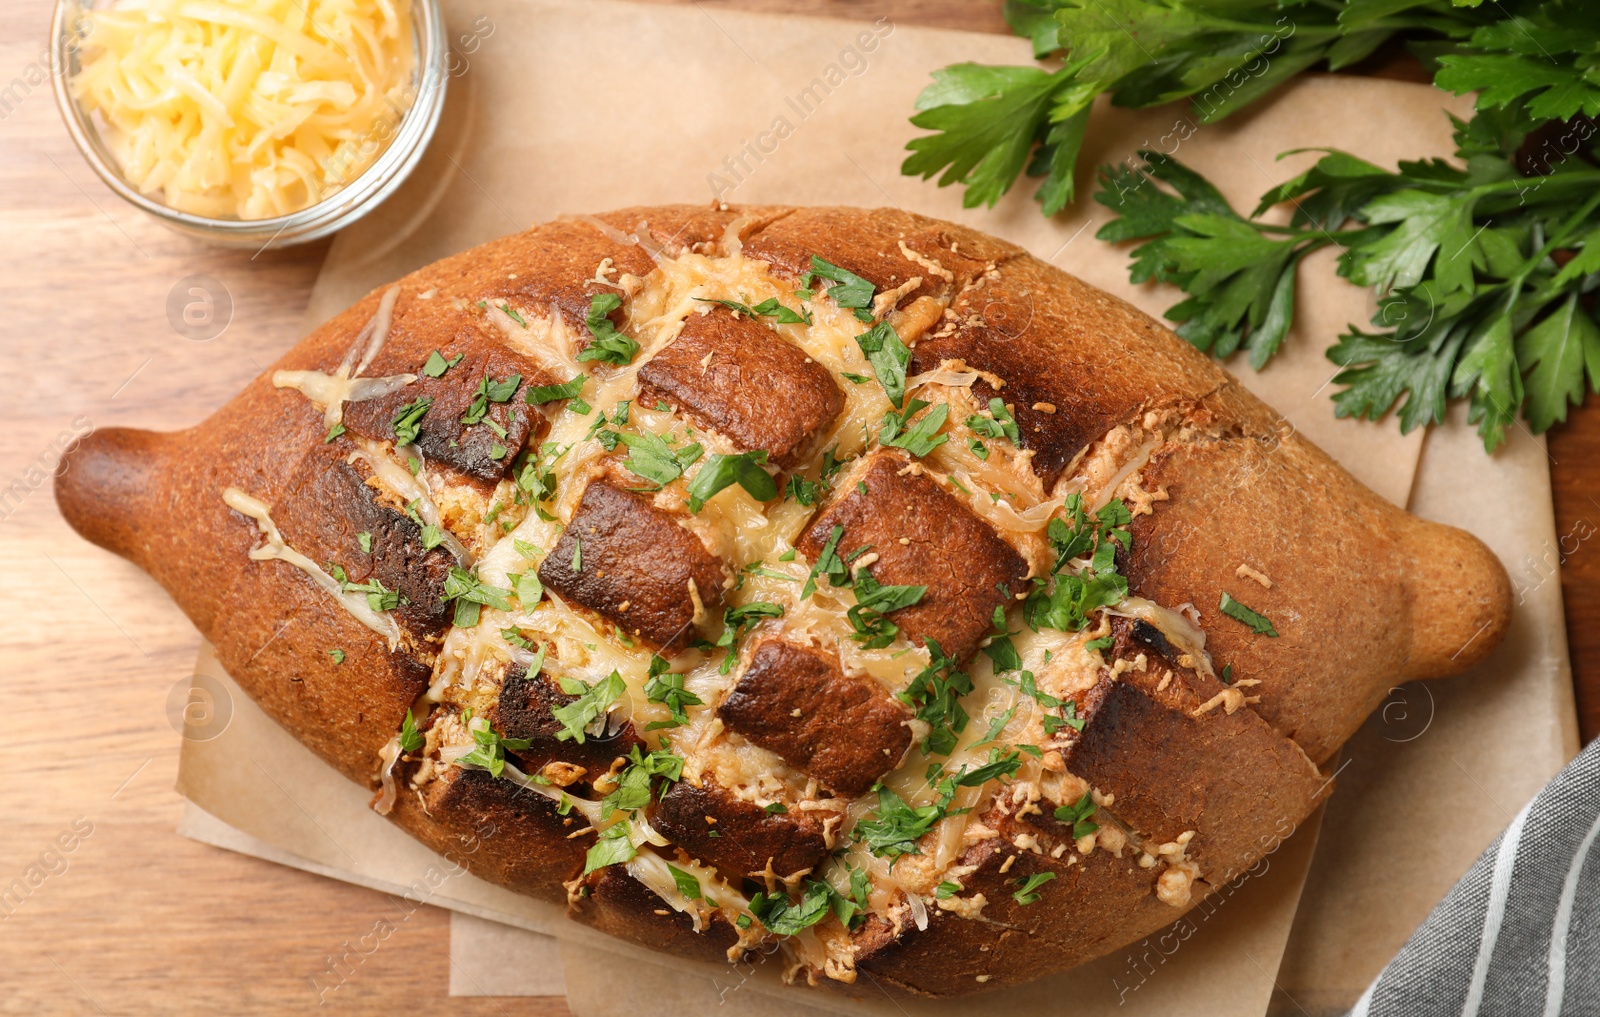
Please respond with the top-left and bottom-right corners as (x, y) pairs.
(71, 0), (416, 219)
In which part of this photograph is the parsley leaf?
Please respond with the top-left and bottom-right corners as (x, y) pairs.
(614, 431), (703, 488)
(803, 257), (876, 320)
(749, 880), (834, 936)
(1012, 871), (1056, 905)
(965, 397), (1019, 443)
(340, 573), (401, 612)
(527, 375), (588, 405)
(897, 640), (973, 756)
(1219, 591), (1279, 637)
(455, 716), (533, 779)
(577, 293), (639, 366)
(599, 744), (684, 820)
(696, 295), (812, 325)
(667, 864), (703, 901)
(441, 567), (512, 628)
(881, 399), (950, 458)
(423, 350), (463, 377)
(583, 822), (636, 874)
(1054, 790), (1100, 841)
(847, 569), (927, 649)
(552, 671), (627, 744)
(707, 602), (785, 673)
(644, 656), (703, 730)
(854, 320), (911, 407)
(685, 450), (778, 512)
(391, 397), (432, 446)
(854, 782), (966, 860)
(399, 709), (424, 753)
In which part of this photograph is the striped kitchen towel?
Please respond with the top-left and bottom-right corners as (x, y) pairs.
(1349, 737), (1600, 1016)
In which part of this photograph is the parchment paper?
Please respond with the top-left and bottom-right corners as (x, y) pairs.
(172, 1), (1576, 1013)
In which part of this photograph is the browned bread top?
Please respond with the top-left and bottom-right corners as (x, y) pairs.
(53, 204), (1511, 997)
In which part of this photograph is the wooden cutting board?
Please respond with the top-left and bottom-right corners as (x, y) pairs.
(0, 1), (1594, 1015)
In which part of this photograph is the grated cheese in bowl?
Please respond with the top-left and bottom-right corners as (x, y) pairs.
(69, 0), (418, 221)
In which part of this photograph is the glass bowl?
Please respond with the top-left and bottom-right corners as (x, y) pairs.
(49, 0), (447, 249)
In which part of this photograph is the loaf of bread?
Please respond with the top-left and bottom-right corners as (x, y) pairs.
(55, 205), (1511, 996)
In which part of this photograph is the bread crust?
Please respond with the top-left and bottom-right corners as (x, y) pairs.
(717, 637), (912, 798)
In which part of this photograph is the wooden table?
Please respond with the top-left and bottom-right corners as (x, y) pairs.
(0, 1), (1591, 1013)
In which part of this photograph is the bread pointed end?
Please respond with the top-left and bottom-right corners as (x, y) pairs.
(1400, 520), (1513, 681)
(54, 426), (178, 571)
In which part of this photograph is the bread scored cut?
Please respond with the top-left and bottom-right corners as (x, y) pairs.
(54, 205), (1511, 996)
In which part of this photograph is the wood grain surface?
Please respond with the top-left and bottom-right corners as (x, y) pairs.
(0, 1), (1591, 1014)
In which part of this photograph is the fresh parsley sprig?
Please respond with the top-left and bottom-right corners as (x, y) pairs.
(902, 0), (1600, 451)
(902, 0), (1488, 213)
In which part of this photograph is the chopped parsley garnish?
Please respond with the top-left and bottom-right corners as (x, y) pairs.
(391, 397), (432, 446)
(953, 747), (1023, 787)
(570, 538), (582, 572)
(935, 881), (962, 899)
(966, 397), (1019, 443)
(583, 823), (636, 874)
(527, 374), (587, 405)
(423, 350), (463, 377)
(511, 569), (542, 608)
(552, 670), (627, 743)
(441, 566), (513, 628)
(577, 293), (640, 366)
(855, 781), (966, 860)
(763, 802), (788, 814)
(327, 648), (345, 664)
(500, 304), (527, 328)
(613, 430), (703, 488)
(685, 450), (777, 512)
(461, 372), (521, 426)
(643, 656), (702, 730)
(749, 880), (835, 936)
(667, 864), (703, 901)
(784, 474), (820, 506)
(512, 443), (565, 517)
(897, 640), (972, 756)
(339, 573), (401, 612)
(324, 422), (345, 444)
(802, 256), (877, 322)
(880, 399), (950, 457)
(398, 708), (424, 753)
(1085, 633), (1114, 654)
(1027, 568), (1128, 634)
(707, 602), (785, 674)
(1054, 791), (1099, 840)
(847, 569), (927, 649)
(840, 371), (871, 384)
(696, 295), (811, 325)
(598, 744), (684, 820)
(969, 437), (989, 460)
(1012, 871), (1056, 905)
(455, 717), (532, 779)
(801, 524), (849, 600)
(356, 531), (373, 554)
(854, 319), (911, 407)
(1219, 592), (1279, 636)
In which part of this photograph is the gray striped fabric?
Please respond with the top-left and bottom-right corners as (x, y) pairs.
(1348, 738), (1600, 1017)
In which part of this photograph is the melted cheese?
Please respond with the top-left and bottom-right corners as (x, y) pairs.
(308, 245), (1243, 959)
(274, 286), (406, 427)
(222, 486), (402, 648)
(71, 0), (416, 219)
